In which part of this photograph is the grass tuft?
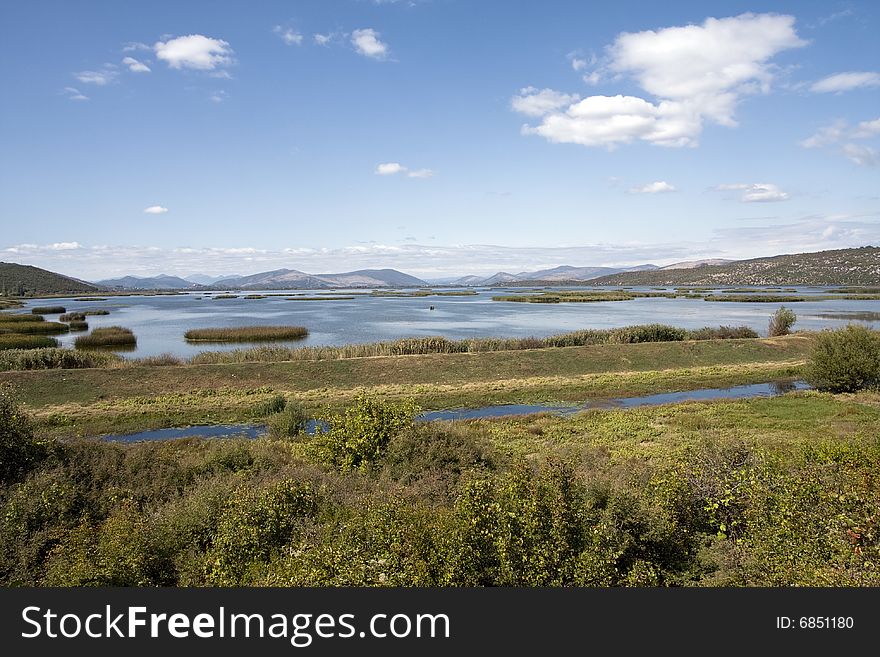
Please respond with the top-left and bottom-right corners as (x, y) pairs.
(185, 326), (309, 343)
(75, 326), (137, 349)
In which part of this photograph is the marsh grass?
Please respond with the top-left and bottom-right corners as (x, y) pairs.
(184, 326), (309, 343)
(83, 309), (110, 316)
(73, 297), (108, 301)
(68, 321), (89, 332)
(189, 324), (758, 364)
(703, 294), (806, 303)
(0, 347), (121, 369)
(59, 312), (86, 322)
(0, 321), (68, 335)
(31, 306), (65, 314)
(493, 292), (634, 303)
(213, 295), (239, 300)
(243, 295), (268, 300)
(0, 335), (58, 350)
(75, 326), (137, 349)
(816, 311), (880, 321)
(0, 313), (45, 323)
(285, 297), (356, 301)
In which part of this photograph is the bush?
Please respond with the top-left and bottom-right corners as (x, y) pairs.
(806, 325), (880, 392)
(768, 307), (797, 337)
(267, 400), (310, 438)
(312, 395), (420, 471)
(0, 384), (50, 484)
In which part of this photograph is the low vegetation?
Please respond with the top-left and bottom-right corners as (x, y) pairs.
(285, 296), (356, 301)
(704, 295), (805, 303)
(213, 295), (238, 300)
(806, 325), (880, 393)
(0, 313), (45, 323)
(0, 348), (121, 370)
(0, 320), (68, 335)
(83, 309), (110, 316)
(30, 306), (66, 314)
(74, 326), (137, 349)
(59, 312), (85, 322)
(68, 321), (88, 332)
(184, 326), (309, 343)
(0, 335), (58, 351)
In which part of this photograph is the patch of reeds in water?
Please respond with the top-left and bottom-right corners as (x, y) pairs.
(703, 294), (806, 303)
(0, 320), (69, 334)
(0, 313), (45, 322)
(83, 309), (110, 316)
(68, 320), (89, 331)
(184, 326), (309, 342)
(285, 296), (356, 301)
(31, 305), (66, 314)
(0, 334), (59, 350)
(59, 312), (86, 322)
(75, 326), (137, 349)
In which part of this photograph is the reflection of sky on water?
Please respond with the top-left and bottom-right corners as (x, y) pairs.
(22, 287), (880, 358)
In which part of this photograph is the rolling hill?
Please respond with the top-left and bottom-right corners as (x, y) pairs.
(96, 275), (200, 290)
(590, 247), (880, 286)
(0, 262), (100, 295)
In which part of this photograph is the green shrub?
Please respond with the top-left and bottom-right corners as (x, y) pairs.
(806, 325), (880, 392)
(312, 395), (420, 471)
(768, 307), (797, 337)
(0, 384), (50, 484)
(267, 400), (310, 438)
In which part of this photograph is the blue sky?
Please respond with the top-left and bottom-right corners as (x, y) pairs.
(1, 0), (878, 279)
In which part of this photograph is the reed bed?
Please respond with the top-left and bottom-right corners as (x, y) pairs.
(213, 294), (239, 299)
(189, 323), (756, 364)
(59, 312), (86, 322)
(493, 293), (635, 303)
(0, 313), (44, 322)
(0, 347), (121, 370)
(0, 320), (69, 334)
(703, 294), (806, 303)
(0, 334), (59, 350)
(73, 297), (108, 301)
(184, 325), (309, 342)
(243, 295), (268, 299)
(31, 305), (66, 314)
(285, 296), (356, 301)
(74, 326), (137, 349)
(83, 309), (110, 316)
(68, 320), (89, 331)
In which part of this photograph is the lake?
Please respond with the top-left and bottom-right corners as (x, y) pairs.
(20, 287), (880, 358)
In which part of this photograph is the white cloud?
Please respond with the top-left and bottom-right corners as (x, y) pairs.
(273, 26), (303, 46)
(375, 162), (434, 178)
(571, 57), (587, 71)
(144, 206), (169, 214)
(375, 162), (405, 175)
(715, 183), (790, 202)
(313, 33), (332, 46)
(209, 90), (227, 103)
(630, 181), (676, 194)
(511, 87), (580, 117)
(63, 86), (89, 101)
(801, 117), (880, 166)
(122, 56), (151, 73)
(351, 28), (389, 59)
(122, 42), (150, 52)
(515, 13), (806, 149)
(47, 242), (81, 251)
(154, 35), (234, 71)
(810, 71), (880, 93)
(74, 68), (117, 85)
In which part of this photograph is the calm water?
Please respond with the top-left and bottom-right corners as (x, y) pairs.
(102, 380), (810, 441)
(20, 287), (880, 358)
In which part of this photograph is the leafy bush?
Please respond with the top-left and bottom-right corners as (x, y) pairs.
(768, 306), (797, 337)
(312, 395), (420, 471)
(267, 400), (310, 438)
(0, 384), (50, 484)
(806, 325), (880, 392)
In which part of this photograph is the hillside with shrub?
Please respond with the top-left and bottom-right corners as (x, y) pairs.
(0, 262), (99, 296)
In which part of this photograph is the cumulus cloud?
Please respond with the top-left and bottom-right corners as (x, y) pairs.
(63, 86), (88, 101)
(514, 13), (806, 149)
(273, 26), (303, 46)
(351, 28), (389, 59)
(122, 56), (151, 73)
(144, 205), (169, 214)
(511, 87), (580, 117)
(810, 71), (880, 93)
(801, 116), (880, 166)
(154, 35), (234, 71)
(74, 67), (117, 85)
(630, 181), (676, 194)
(714, 183), (790, 202)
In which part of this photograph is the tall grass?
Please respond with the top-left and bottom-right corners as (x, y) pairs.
(189, 324), (759, 364)
(0, 321), (68, 334)
(59, 312), (86, 322)
(74, 326), (136, 349)
(31, 306), (66, 314)
(184, 326), (309, 342)
(68, 321), (89, 332)
(0, 313), (45, 322)
(0, 335), (59, 351)
(0, 347), (121, 370)
(83, 309), (110, 316)
(703, 295), (805, 303)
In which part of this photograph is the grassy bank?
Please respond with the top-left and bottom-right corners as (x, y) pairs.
(184, 326), (309, 343)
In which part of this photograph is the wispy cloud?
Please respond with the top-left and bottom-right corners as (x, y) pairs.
(313, 33), (333, 46)
(351, 28), (389, 59)
(375, 162), (435, 178)
(810, 71), (880, 93)
(62, 86), (89, 101)
(273, 25), (303, 46)
(74, 66), (118, 86)
(121, 56), (151, 73)
(629, 181), (676, 194)
(801, 116), (880, 166)
(714, 183), (790, 202)
(143, 205), (169, 214)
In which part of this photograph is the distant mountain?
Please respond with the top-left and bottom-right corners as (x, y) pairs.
(453, 264), (660, 286)
(96, 274), (201, 290)
(185, 273), (242, 285)
(660, 258), (735, 270)
(591, 247), (880, 286)
(214, 268), (427, 289)
(0, 262), (100, 295)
